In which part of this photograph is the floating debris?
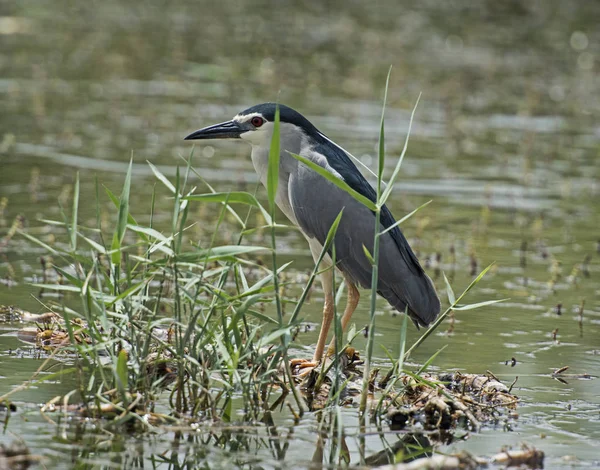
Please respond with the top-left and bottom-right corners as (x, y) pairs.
(0, 440), (36, 470)
(376, 444), (544, 469)
(377, 452), (482, 470)
(554, 303), (562, 316)
(520, 240), (527, 268)
(578, 298), (585, 336)
(551, 365), (592, 380)
(470, 254), (478, 276)
(581, 254), (591, 277)
(504, 357), (517, 367)
(292, 350), (519, 435)
(0, 402), (17, 412)
(364, 433), (433, 467)
(386, 372), (518, 434)
(0, 305), (60, 324)
(40, 396), (178, 424)
(491, 444), (545, 468)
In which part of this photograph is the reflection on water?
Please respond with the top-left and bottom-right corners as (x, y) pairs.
(1, 0), (599, 468)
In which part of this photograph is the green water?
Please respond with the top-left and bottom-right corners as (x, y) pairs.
(1, 1), (599, 468)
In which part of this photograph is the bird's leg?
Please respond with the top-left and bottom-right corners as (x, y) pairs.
(326, 281), (360, 357)
(291, 296), (334, 375)
(312, 292), (335, 363)
(291, 264), (334, 374)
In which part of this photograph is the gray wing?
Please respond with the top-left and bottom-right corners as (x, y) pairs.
(289, 161), (440, 327)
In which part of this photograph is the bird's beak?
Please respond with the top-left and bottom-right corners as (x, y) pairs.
(184, 120), (244, 140)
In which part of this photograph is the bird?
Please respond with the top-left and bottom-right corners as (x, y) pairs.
(185, 103), (441, 371)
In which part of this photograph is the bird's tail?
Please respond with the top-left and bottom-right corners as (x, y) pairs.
(379, 273), (441, 328)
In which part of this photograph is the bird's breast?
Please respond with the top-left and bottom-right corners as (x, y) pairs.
(250, 146), (299, 226)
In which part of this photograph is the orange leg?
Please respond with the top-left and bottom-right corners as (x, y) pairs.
(312, 291), (335, 363)
(291, 246), (335, 374)
(327, 281), (360, 357)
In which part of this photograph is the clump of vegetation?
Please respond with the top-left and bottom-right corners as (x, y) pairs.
(0, 72), (525, 467)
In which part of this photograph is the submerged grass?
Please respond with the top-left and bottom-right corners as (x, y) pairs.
(2, 74), (506, 466)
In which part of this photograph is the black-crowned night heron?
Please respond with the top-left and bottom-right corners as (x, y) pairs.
(185, 103), (440, 370)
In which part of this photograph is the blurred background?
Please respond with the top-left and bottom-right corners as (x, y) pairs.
(1, 0), (599, 467)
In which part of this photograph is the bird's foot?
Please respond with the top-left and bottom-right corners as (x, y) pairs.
(290, 358), (319, 378)
(326, 345), (360, 361)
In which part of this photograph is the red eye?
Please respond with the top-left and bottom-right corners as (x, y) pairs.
(251, 116), (264, 127)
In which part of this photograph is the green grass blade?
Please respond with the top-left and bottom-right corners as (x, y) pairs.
(29, 283), (82, 293)
(288, 152), (377, 212)
(110, 159), (133, 264)
(126, 224), (167, 242)
(362, 244), (374, 265)
(257, 325), (293, 348)
(78, 233), (107, 254)
(116, 159), (133, 244)
(452, 298), (508, 310)
(454, 262), (495, 303)
(184, 191), (261, 207)
(377, 66), (392, 195)
(236, 261), (293, 298)
(199, 245), (268, 258)
(397, 313), (408, 372)
(443, 272), (456, 305)
(116, 349), (129, 396)
(70, 172), (79, 251)
(104, 185), (140, 228)
(379, 93), (421, 206)
(171, 166), (181, 238)
(53, 265), (84, 287)
(416, 345), (447, 375)
(405, 263), (499, 358)
(176, 186), (190, 252)
(380, 200), (432, 235)
(375, 312), (408, 414)
(360, 71), (392, 414)
(267, 104), (280, 210)
(323, 208), (344, 249)
(147, 160), (176, 194)
(184, 159), (271, 225)
(109, 278), (151, 307)
(17, 230), (58, 255)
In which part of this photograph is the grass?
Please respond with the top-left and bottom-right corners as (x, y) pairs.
(4, 73), (502, 466)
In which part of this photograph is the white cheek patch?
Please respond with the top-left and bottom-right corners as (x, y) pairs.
(240, 131), (259, 144)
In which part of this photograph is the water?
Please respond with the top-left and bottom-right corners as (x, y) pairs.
(1, 1), (599, 468)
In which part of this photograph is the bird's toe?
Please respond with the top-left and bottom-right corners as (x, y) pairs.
(290, 358), (319, 377)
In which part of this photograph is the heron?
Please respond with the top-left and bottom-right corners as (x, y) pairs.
(185, 103), (440, 371)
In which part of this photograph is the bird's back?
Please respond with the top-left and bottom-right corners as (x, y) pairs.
(290, 134), (441, 327)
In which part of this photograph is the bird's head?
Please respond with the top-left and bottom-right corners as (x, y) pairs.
(184, 103), (319, 147)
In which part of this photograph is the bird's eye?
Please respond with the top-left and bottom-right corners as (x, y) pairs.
(251, 117), (264, 127)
